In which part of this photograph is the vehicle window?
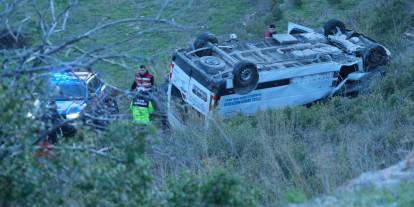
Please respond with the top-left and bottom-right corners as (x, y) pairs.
(87, 77), (102, 94)
(49, 83), (86, 100)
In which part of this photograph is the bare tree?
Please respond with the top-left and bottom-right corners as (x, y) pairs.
(0, 0), (196, 152)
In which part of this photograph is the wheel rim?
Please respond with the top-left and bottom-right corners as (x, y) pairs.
(241, 68), (252, 82)
(204, 57), (221, 66)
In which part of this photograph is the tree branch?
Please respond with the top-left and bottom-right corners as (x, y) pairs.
(156, 0), (172, 19)
(45, 17), (197, 55)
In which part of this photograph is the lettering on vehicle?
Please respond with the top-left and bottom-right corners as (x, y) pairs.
(223, 93), (262, 106)
(221, 79), (290, 96)
(192, 85), (207, 102)
(291, 72), (334, 84)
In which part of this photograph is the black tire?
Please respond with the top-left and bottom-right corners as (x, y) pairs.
(194, 32), (218, 57)
(232, 61), (259, 95)
(322, 19), (346, 36)
(198, 56), (226, 74)
(363, 44), (388, 70)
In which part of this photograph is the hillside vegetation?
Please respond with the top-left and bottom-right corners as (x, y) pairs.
(0, 0), (413, 206)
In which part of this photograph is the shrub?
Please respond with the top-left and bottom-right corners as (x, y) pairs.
(348, 0), (413, 48)
(327, 0), (342, 5)
(292, 0), (303, 8)
(282, 188), (308, 204)
(168, 170), (257, 207)
(271, 5), (283, 20)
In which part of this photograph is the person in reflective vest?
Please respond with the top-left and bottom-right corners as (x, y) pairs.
(131, 65), (154, 91)
(130, 92), (154, 124)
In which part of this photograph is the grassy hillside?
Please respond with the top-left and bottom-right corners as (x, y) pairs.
(53, 0), (262, 87)
(57, 0), (412, 87)
(146, 0), (414, 206)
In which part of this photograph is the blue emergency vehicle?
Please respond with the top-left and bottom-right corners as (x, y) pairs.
(48, 71), (106, 119)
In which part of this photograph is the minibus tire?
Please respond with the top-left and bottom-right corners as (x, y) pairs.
(232, 61), (259, 95)
(194, 32), (218, 57)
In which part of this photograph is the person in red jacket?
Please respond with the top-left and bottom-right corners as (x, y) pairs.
(264, 24), (277, 39)
(131, 65), (154, 91)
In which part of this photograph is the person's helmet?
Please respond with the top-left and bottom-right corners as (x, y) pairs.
(230, 33), (238, 40)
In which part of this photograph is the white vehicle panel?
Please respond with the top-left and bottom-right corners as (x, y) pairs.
(288, 22), (315, 34)
(258, 62), (340, 83)
(170, 63), (190, 96)
(187, 78), (211, 115)
(218, 77), (334, 118)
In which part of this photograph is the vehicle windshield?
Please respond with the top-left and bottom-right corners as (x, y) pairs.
(49, 82), (87, 100)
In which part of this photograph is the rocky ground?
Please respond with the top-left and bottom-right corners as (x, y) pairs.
(287, 151), (414, 207)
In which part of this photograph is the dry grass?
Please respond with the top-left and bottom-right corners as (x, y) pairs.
(150, 11), (414, 203)
(151, 55), (414, 205)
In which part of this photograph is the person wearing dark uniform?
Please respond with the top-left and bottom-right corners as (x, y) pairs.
(41, 101), (62, 145)
(131, 65), (154, 91)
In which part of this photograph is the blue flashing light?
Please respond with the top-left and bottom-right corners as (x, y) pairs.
(50, 72), (82, 84)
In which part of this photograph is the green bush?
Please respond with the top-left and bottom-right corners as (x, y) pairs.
(167, 170), (257, 207)
(282, 188), (308, 204)
(349, 0), (413, 48)
(292, 0), (303, 8)
(271, 5), (283, 21)
(327, 0), (342, 5)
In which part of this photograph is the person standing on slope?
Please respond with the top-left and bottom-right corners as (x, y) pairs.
(264, 24), (277, 39)
(130, 90), (154, 125)
(131, 64), (154, 91)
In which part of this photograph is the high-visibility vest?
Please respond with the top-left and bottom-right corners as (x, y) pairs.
(130, 97), (154, 124)
(135, 73), (153, 89)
